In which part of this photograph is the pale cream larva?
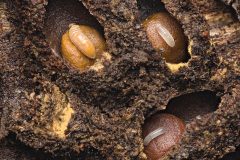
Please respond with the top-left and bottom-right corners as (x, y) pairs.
(68, 24), (96, 59)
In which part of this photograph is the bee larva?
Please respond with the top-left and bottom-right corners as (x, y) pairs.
(61, 31), (94, 70)
(143, 12), (188, 64)
(68, 24), (96, 59)
(143, 114), (185, 160)
(61, 24), (106, 71)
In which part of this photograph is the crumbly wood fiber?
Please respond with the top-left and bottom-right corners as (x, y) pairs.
(221, 0), (240, 19)
(0, 0), (239, 159)
(0, 136), (50, 160)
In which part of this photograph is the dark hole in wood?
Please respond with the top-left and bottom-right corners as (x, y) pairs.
(137, 0), (166, 21)
(165, 91), (221, 122)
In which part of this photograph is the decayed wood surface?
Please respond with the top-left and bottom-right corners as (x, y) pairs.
(0, 2), (12, 37)
(190, 0), (240, 74)
(0, 0), (239, 159)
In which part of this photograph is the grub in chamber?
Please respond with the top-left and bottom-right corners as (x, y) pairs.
(44, 0), (104, 56)
(61, 24), (106, 71)
(142, 12), (189, 64)
(142, 113), (185, 160)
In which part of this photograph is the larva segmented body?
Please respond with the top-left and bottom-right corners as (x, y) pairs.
(69, 24), (96, 59)
(143, 12), (188, 64)
(61, 31), (93, 71)
(61, 24), (106, 71)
